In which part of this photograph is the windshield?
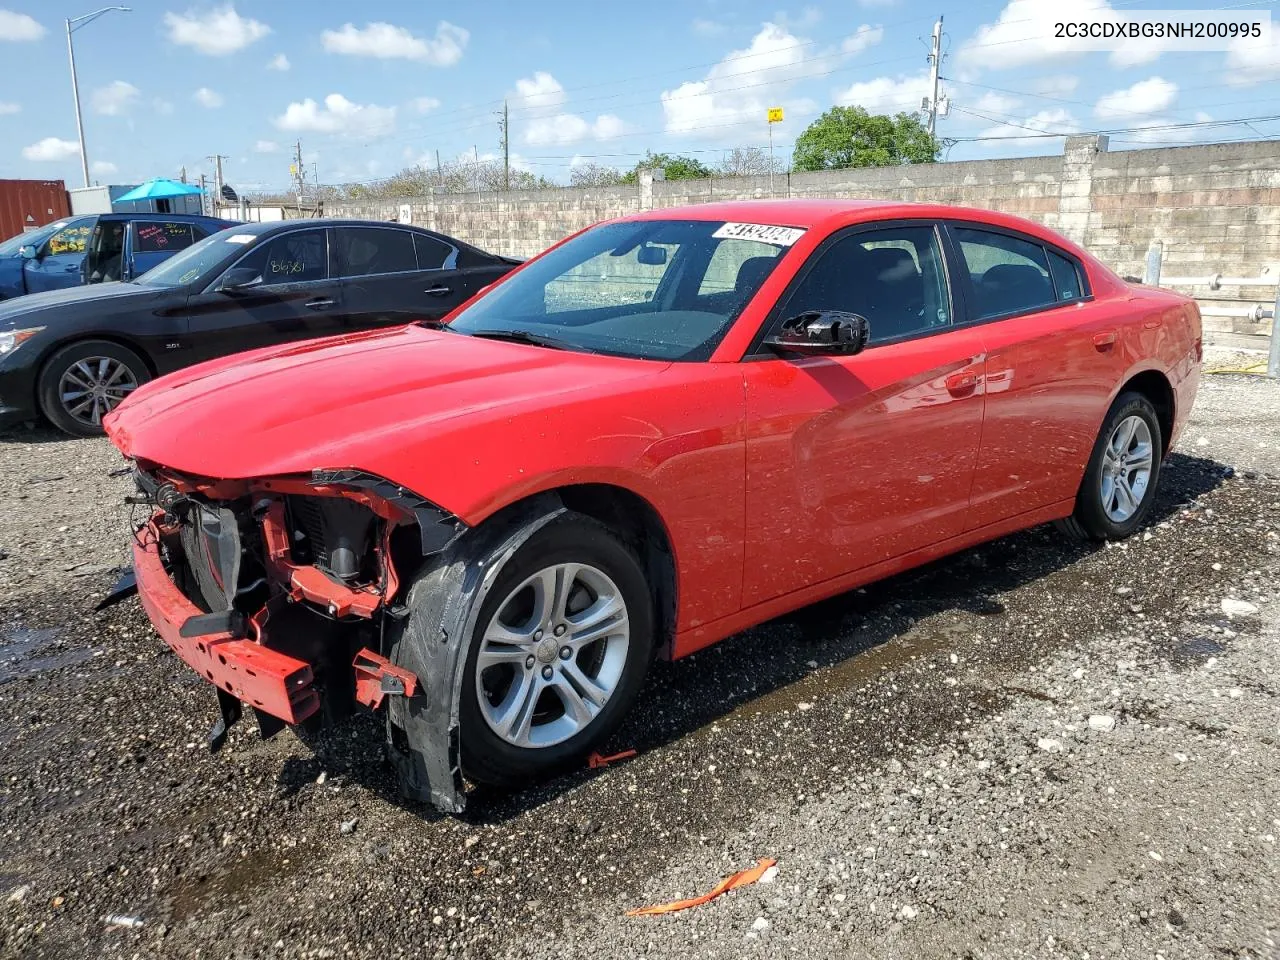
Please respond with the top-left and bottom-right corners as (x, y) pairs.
(0, 221), (65, 257)
(448, 219), (799, 361)
(133, 228), (253, 287)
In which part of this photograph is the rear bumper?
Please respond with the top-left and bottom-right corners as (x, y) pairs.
(132, 522), (320, 724)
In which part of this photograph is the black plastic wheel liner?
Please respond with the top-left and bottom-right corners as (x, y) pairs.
(385, 493), (567, 813)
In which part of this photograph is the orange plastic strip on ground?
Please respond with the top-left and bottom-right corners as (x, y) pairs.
(587, 749), (638, 768)
(625, 858), (778, 917)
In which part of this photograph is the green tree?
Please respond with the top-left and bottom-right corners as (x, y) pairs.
(792, 107), (939, 171)
(619, 151), (714, 184)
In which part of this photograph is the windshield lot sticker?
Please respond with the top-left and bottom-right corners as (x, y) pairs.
(712, 223), (805, 246)
(224, 234), (255, 244)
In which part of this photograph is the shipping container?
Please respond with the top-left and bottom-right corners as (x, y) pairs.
(0, 179), (71, 241)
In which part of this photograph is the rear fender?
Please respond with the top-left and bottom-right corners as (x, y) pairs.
(385, 492), (566, 813)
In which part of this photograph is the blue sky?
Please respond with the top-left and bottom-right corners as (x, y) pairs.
(1, 0), (1277, 192)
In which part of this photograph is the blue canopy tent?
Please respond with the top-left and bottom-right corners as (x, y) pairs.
(113, 178), (205, 215)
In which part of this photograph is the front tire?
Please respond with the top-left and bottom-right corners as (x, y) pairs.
(1057, 390), (1162, 541)
(37, 339), (150, 437)
(459, 514), (654, 787)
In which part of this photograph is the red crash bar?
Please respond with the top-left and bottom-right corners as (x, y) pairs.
(131, 523), (320, 724)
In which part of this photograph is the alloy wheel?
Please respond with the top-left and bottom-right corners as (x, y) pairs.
(475, 562), (630, 749)
(1100, 414), (1154, 522)
(58, 357), (139, 426)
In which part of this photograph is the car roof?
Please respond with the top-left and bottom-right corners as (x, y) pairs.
(619, 198), (1073, 249)
(100, 212), (225, 222)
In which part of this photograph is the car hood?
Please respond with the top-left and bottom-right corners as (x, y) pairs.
(106, 325), (668, 481)
(0, 281), (160, 328)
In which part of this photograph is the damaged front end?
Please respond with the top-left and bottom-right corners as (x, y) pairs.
(113, 463), (470, 805)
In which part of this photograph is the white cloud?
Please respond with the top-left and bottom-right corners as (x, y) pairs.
(253, 139), (279, 153)
(512, 72), (626, 146)
(320, 21), (468, 65)
(692, 18), (725, 37)
(960, 0), (1117, 70)
(842, 23), (884, 55)
(512, 71), (567, 109)
(973, 91), (1022, 115)
(0, 9), (44, 41)
(22, 137), (80, 162)
(274, 93), (396, 138)
(661, 22), (821, 139)
(91, 81), (139, 116)
(1094, 76), (1176, 121)
(0, 101), (20, 115)
(164, 4), (269, 56)
(193, 87), (224, 108)
(90, 160), (117, 176)
(1225, 28), (1280, 86)
(153, 98), (174, 116)
(410, 96), (441, 114)
(1030, 74), (1080, 97)
(267, 52), (290, 71)
(976, 107), (1079, 148)
(835, 71), (932, 114)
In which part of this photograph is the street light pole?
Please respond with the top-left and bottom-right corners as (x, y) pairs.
(66, 7), (131, 189)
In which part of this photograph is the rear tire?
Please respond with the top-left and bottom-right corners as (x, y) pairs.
(1057, 391), (1162, 541)
(37, 339), (150, 438)
(459, 514), (653, 787)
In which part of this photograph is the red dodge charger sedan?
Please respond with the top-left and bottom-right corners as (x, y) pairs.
(103, 200), (1201, 812)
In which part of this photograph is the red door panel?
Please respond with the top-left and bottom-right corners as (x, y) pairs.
(967, 299), (1130, 529)
(742, 327), (986, 607)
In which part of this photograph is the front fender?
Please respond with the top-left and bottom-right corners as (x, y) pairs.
(385, 492), (567, 813)
(0, 257), (24, 300)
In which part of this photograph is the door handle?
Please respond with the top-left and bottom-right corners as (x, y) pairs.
(64, 264), (80, 272)
(945, 371), (979, 397)
(304, 298), (335, 310)
(425, 284), (452, 297)
(1092, 331), (1117, 351)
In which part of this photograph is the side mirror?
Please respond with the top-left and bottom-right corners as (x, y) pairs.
(636, 243), (667, 266)
(18, 245), (38, 261)
(766, 310), (870, 356)
(218, 266), (262, 294)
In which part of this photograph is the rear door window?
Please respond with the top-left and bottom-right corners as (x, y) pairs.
(334, 227), (417, 278)
(132, 222), (196, 253)
(952, 227), (1057, 320)
(414, 233), (454, 270)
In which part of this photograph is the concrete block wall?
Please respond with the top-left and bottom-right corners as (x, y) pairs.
(327, 135), (1280, 331)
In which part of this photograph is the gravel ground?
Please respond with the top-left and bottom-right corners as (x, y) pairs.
(1, 348), (1278, 959)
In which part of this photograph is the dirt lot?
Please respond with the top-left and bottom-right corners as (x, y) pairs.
(1, 350), (1278, 960)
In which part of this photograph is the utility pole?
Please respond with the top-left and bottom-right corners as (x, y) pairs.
(291, 140), (306, 211)
(198, 173), (207, 216)
(500, 99), (510, 191)
(66, 7), (131, 189)
(207, 154), (227, 217)
(435, 149), (443, 185)
(926, 15), (944, 138)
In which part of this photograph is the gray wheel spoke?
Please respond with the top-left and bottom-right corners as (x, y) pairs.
(476, 644), (530, 672)
(66, 396), (95, 416)
(492, 673), (541, 746)
(549, 671), (600, 726)
(567, 593), (627, 648)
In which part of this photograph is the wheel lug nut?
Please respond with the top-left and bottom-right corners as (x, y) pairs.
(554, 624), (566, 637)
(541, 666), (553, 680)
(533, 629), (543, 641)
(525, 655), (535, 669)
(559, 646), (571, 660)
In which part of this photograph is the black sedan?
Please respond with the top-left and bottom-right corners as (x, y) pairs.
(0, 219), (520, 436)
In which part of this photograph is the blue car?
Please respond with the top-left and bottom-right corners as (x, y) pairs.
(0, 212), (235, 301)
